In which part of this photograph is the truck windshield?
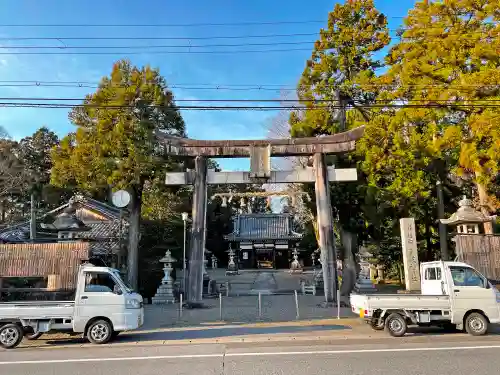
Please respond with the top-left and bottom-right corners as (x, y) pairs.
(449, 266), (486, 287)
(113, 271), (133, 293)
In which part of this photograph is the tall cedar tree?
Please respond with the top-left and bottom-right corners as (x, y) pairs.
(360, 0), (500, 232)
(289, 0), (390, 238)
(51, 60), (186, 289)
(290, 0), (390, 137)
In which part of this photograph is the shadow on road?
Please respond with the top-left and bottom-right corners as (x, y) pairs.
(40, 324), (352, 347)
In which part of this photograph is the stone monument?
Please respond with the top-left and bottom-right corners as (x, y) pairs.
(211, 254), (218, 269)
(400, 218), (421, 291)
(152, 250), (176, 304)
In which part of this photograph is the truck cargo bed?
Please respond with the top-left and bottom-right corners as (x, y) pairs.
(351, 293), (451, 312)
(0, 301), (75, 320)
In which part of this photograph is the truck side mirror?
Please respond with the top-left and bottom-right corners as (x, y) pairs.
(113, 285), (123, 295)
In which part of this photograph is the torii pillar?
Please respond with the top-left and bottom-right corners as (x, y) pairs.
(159, 126), (365, 305)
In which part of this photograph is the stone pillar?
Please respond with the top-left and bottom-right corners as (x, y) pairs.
(313, 153), (337, 302)
(187, 156), (208, 306)
(400, 218), (421, 291)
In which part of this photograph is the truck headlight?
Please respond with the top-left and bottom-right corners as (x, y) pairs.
(126, 299), (141, 309)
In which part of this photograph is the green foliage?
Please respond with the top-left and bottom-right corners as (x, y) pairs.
(51, 59), (187, 288)
(51, 59), (186, 191)
(290, 0), (390, 137)
(289, 0), (500, 265)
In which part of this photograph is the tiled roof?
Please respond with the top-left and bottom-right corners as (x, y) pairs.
(225, 214), (302, 241)
(0, 195), (127, 248)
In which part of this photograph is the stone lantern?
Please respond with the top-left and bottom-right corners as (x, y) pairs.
(152, 250), (176, 304)
(440, 196), (496, 234)
(289, 248), (302, 273)
(226, 244), (238, 275)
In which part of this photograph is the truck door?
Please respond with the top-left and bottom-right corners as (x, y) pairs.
(421, 265), (447, 295)
(74, 271), (126, 332)
(447, 265), (500, 324)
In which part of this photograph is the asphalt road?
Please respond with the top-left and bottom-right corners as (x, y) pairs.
(2, 335), (500, 375)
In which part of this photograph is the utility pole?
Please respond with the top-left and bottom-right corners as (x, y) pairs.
(436, 178), (449, 260)
(30, 192), (36, 240)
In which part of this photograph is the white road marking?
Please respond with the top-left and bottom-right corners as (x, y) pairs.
(2, 344), (500, 365)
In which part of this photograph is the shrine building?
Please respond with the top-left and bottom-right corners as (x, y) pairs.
(224, 213), (302, 269)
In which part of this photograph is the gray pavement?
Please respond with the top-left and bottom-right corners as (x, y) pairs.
(3, 333), (500, 375)
(143, 294), (353, 329)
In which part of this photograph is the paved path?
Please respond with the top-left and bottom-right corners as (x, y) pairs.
(3, 333), (500, 374)
(143, 295), (353, 329)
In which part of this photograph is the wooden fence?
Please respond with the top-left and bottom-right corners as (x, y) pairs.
(0, 242), (89, 289)
(455, 234), (500, 281)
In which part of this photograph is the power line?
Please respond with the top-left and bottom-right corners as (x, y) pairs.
(0, 20), (328, 28)
(0, 26), (491, 41)
(0, 47), (312, 55)
(0, 80), (497, 91)
(2, 97), (500, 103)
(0, 102), (499, 110)
(0, 32), (320, 41)
(0, 40), (315, 49)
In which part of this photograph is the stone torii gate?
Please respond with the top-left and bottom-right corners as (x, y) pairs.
(157, 126), (365, 306)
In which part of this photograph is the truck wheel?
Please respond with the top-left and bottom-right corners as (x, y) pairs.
(465, 313), (488, 336)
(87, 320), (113, 345)
(369, 317), (385, 331)
(0, 324), (23, 349)
(385, 313), (407, 337)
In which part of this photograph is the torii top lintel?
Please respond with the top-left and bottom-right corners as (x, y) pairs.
(156, 126), (365, 158)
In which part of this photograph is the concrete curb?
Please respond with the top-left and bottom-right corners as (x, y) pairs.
(139, 317), (363, 333)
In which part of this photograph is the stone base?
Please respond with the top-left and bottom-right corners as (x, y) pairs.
(152, 297), (175, 304)
(355, 279), (376, 293)
(152, 284), (175, 304)
(225, 269), (239, 276)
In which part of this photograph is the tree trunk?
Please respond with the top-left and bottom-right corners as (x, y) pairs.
(425, 220), (432, 261)
(313, 152), (337, 303)
(0, 200), (5, 223)
(339, 229), (357, 298)
(476, 173), (493, 234)
(436, 178), (449, 260)
(127, 184), (143, 291)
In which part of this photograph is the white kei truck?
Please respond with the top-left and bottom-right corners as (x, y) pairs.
(350, 261), (500, 337)
(0, 264), (144, 349)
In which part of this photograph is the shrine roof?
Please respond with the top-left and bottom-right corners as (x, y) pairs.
(224, 213), (302, 241)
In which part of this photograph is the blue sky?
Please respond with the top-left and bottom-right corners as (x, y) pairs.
(0, 0), (416, 170)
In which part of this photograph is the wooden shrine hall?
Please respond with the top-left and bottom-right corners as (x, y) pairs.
(224, 213), (302, 269)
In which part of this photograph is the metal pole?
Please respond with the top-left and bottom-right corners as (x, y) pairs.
(258, 292), (262, 320)
(219, 293), (222, 321)
(294, 290), (300, 320)
(179, 293), (183, 318)
(183, 219), (187, 295)
(30, 192), (36, 240)
(336, 289), (340, 320)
